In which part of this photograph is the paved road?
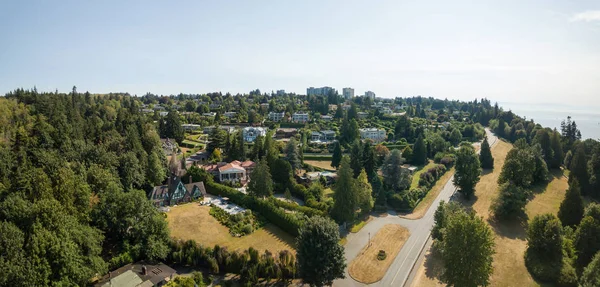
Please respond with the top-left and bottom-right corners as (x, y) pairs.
(334, 128), (498, 287)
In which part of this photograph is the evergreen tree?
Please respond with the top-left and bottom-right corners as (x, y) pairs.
(147, 150), (166, 186)
(331, 157), (358, 224)
(491, 182), (529, 220)
(164, 111), (184, 144)
(496, 117), (506, 138)
(362, 141), (377, 179)
(236, 131), (247, 161)
(413, 134), (428, 165)
(575, 204), (600, 269)
(284, 138), (301, 170)
(479, 136), (494, 169)
(381, 149), (412, 192)
(207, 127), (227, 154)
(549, 130), (564, 169)
(569, 144), (589, 196)
(356, 169), (374, 215)
(588, 147), (600, 201)
(248, 158), (273, 198)
(534, 130), (553, 165)
(454, 145), (481, 199)
(402, 146), (413, 164)
(349, 140), (363, 177)
(331, 141), (342, 169)
(441, 208), (495, 287)
(297, 216), (346, 287)
(251, 134), (264, 160)
(558, 179), (584, 227)
(347, 103), (358, 120)
(263, 132), (279, 166)
(580, 252), (600, 287)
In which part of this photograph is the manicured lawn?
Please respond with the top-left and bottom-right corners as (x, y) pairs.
(323, 187), (334, 199)
(348, 224), (410, 284)
(410, 161), (437, 190)
(412, 139), (568, 287)
(166, 203), (296, 254)
(304, 160), (336, 171)
(350, 216), (373, 233)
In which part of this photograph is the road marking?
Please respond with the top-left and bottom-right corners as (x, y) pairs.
(390, 230), (422, 285)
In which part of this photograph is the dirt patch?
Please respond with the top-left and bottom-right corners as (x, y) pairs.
(166, 203), (296, 254)
(348, 224), (410, 284)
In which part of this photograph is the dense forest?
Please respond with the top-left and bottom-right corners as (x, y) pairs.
(0, 88), (170, 286)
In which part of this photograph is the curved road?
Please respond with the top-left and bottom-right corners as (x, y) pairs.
(334, 128), (498, 287)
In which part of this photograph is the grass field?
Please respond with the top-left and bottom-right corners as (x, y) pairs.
(411, 139), (569, 287)
(166, 203), (296, 254)
(348, 224), (410, 284)
(402, 168), (455, 220)
(304, 160), (335, 171)
(410, 161), (437, 190)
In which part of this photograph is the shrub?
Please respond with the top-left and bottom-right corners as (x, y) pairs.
(388, 189), (426, 211)
(209, 207), (264, 236)
(418, 164), (447, 188)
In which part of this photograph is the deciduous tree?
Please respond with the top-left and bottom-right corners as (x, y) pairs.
(454, 145), (481, 199)
(297, 216), (346, 287)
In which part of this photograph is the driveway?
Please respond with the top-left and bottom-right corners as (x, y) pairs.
(334, 128), (498, 287)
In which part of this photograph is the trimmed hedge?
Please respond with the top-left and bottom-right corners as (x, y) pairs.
(268, 197), (325, 217)
(418, 164), (447, 188)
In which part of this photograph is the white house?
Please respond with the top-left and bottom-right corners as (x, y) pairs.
(242, 127), (267, 142)
(359, 128), (386, 142)
(268, 112), (285, 122)
(202, 112), (216, 118)
(159, 111), (168, 117)
(292, 112), (309, 123)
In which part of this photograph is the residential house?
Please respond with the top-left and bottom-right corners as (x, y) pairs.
(328, 104), (338, 112)
(141, 108), (154, 114)
(359, 128), (386, 143)
(96, 261), (177, 287)
(357, 112), (369, 119)
(159, 111), (168, 117)
(260, 103), (270, 109)
(275, 128), (298, 139)
(224, 111), (237, 118)
(153, 105), (165, 111)
(242, 127), (267, 142)
(292, 112), (309, 123)
(310, 130), (336, 143)
(181, 124), (201, 132)
(202, 112), (216, 118)
(149, 175), (206, 207)
(268, 111), (285, 122)
(321, 115), (332, 121)
(185, 151), (210, 168)
(201, 160), (255, 183)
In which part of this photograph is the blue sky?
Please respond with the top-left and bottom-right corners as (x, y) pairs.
(1, 0), (600, 105)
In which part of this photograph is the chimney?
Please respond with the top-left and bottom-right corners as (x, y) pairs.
(141, 265), (147, 275)
(189, 175), (193, 184)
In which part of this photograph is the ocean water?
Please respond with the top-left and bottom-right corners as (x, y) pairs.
(499, 102), (600, 140)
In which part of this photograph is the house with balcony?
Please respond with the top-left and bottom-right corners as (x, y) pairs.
(242, 127), (267, 142)
(200, 160), (255, 183)
(292, 112), (309, 123)
(359, 128), (386, 143)
(268, 111), (285, 122)
(310, 130), (336, 143)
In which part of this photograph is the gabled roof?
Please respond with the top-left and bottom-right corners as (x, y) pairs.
(184, 182), (207, 197)
(218, 163), (245, 173)
(241, 160), (255, 168)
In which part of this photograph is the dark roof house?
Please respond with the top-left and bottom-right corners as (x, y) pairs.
(149, 175), (206, 207)
(96, 261), (177, 287)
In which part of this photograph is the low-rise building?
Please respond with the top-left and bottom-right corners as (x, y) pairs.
(96, 261), (177, 287)
(359, 128), (386, 143)
(149, 175), (206, 207)
(321, 115), (333, 121)
(357, 112), (369, 119)
(201, 160), (256, 183)
(292, 112), (309, 123)
(224, 111), (237, 118)
(159, 111), (168, 117)
(268, 111), (285, 122)
(202, 112), (216, 118)
(275, 128), (298, 139)
(181, 124), (202, 131)
(310, 130), (336, 143)
(242, 127), (267, 142)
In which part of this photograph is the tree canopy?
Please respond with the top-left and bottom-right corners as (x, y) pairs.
(454, 144), (481, 199)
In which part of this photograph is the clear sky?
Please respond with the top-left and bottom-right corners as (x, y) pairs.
(1, 0), (600, 106)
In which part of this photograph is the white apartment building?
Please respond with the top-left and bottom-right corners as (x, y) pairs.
(359, 128), (386, 143)
(268, 111), (285, 122)
(242, 127), (267, 142)
(307, 86), (336, 96)
(292, 112), (310, 123)
(343, 87), (354, 99)
(365, 91), (376, 99)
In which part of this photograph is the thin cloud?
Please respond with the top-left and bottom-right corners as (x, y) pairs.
(570, 10), (600, 22)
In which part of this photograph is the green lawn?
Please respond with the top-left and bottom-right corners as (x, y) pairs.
(410, 161), (437, 190)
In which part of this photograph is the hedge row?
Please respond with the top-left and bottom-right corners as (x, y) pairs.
(302, 155), (333, 161)
(167, 239), (297, 284)
(268, 197), (324, 217)
(289, 183), (329, 212)
(203, 180), (303, 236)
(418, 164), (447, 188)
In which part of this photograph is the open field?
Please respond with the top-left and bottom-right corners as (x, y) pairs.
(166, 203), (296, 254)
(410, 161), (437, 190)
(348, 224), (410, 284)
(402, 168), (455, 220)
(304, 160), (335, 171)
(412, 139), (568, 287)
